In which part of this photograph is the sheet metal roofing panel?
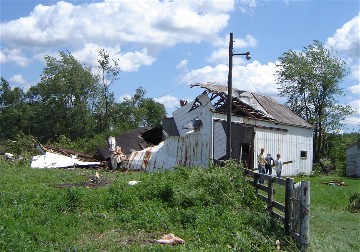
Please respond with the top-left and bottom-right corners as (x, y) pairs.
(192, 83), (313, 129)
(252, 93), (313, 129)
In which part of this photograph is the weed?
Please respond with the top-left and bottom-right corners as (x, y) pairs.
(346, 192), (360, 213)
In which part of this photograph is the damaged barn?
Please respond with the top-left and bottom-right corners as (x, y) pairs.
(111, 83), (313, 176)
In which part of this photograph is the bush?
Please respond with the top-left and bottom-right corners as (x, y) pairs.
(346, 193), (360, 213)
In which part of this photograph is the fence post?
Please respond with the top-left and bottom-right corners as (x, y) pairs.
(284, 177), (294, 235)
(300, 180), (310, 252)
(253, 172), (259, 193)
(267, 175), (273, 214)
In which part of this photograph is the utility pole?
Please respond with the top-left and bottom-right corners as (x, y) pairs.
(226, 33), (251, 160)
(226, 33), (234, 160)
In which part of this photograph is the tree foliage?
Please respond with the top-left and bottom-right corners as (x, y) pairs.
(0, 78), (28, 139)
(25, 51), (101, 142)
(111, 87), (166, 130)
(0, 51), (166, 147)
(327, 132), (359, 176)
(97, 49), (121, 132)
(276, 40), (354, 163)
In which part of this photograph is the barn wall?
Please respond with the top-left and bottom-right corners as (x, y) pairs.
(346, 143), (360, 177)
(124, 94), (213, 171)
(212, 120), (227, 160)
(123, 132), (211, 171)
(253, 124), (313, 176)
(212, 112), (313, 176)
(124, 94), (313, 175)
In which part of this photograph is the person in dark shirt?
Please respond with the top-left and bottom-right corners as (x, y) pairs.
(265, 153), (274, 175)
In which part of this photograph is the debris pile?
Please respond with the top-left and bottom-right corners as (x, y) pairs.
(155, 233), (185, 245)
(31, 144), (101, 169)
(322, 180), (346, 186)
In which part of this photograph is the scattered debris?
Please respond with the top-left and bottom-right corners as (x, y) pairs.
(4, 152), (14, 160)
(128, 180), (140, 185)
(0, 151), (23, 162)
(55, 172), (111, 189)
(31, 144), (101, 169)
(322, 180), (346, 186)
(89, 172), (101, 183)
(96, 127), (162, 161)
(276, 240), (281, 250)
(155, 233), (185, 245)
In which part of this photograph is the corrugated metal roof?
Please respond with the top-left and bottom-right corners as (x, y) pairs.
(191, 82), (313, 128)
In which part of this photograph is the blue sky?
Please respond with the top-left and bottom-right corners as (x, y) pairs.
(1, 0), (359, 132)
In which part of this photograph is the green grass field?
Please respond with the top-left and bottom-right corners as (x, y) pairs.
(0, 160), (359, 251)
(304, 176), (360, 252)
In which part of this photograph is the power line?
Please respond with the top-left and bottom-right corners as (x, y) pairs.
(156, 72), (203, 98)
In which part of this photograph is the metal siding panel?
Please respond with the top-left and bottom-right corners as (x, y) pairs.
(254, 121), (313, 176)
(213, 121), (226, 159)
(125, 131), (211, 171)
(212, 111), (313, 175)
(173, 94), (211, 136)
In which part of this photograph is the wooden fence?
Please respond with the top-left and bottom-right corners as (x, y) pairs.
(243, 169), (310, 252)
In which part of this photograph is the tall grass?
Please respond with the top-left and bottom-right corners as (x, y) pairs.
(0, 160), (293, 251)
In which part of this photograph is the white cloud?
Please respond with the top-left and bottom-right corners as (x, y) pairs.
(180, 64), (229, 86)
(9, 74), (26, 84)
(349, 84), (360, 95)
(176, 60), (188, 70)
(207, 48), (228, 64)
(154, 95), (180, 110)
(238, 0), (258, 13)
(0, 48), (31, 67)
(118, 93), (132, 103)
(343, 116), (360, 128)
(351, 64), (360, 81)
(326, 13), (360, 59)
(72, 43), (155, 72)
(349, 99), (360, 114)
(208, 34), (257, 64)
(233, 34), (257, 49)
(180, 60), (278, 95)
(8, 74), (31, 91)
(0, 0), (237, 71)
(1, 0), (233, 48)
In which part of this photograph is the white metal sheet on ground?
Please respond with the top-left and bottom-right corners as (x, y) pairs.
(31, 152), (100, 169)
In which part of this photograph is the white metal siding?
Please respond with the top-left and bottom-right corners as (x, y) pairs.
(213, 120), (226, 160)
(173, 93), (213, 136)
(254, 122), (313, 176)
(124, 132), (211, 171)
(346, 144), (360, 177)
(125, 97), (213, 171)
(212, 112), (313, 176)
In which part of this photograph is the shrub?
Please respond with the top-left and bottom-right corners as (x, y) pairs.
(346, 193), (360, 213)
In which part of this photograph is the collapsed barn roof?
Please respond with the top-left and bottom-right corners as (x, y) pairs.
(191, 82), (313, 128)
(97, 127), (163, 160)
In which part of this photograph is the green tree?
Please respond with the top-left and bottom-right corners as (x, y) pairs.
(26, 51), (101, 142)
(111, 87), (166, 130)
(327, 132), (359, 176)
(276, 40), (354, 164)
(97, 49), (121, 132)
(0, 78), (28, 140)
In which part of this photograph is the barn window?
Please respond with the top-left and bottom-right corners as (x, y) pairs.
(300, 151), (307, 159)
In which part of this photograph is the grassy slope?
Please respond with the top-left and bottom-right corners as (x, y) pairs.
(1, 160), (359, 251)
(1, 161), (292, 252)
